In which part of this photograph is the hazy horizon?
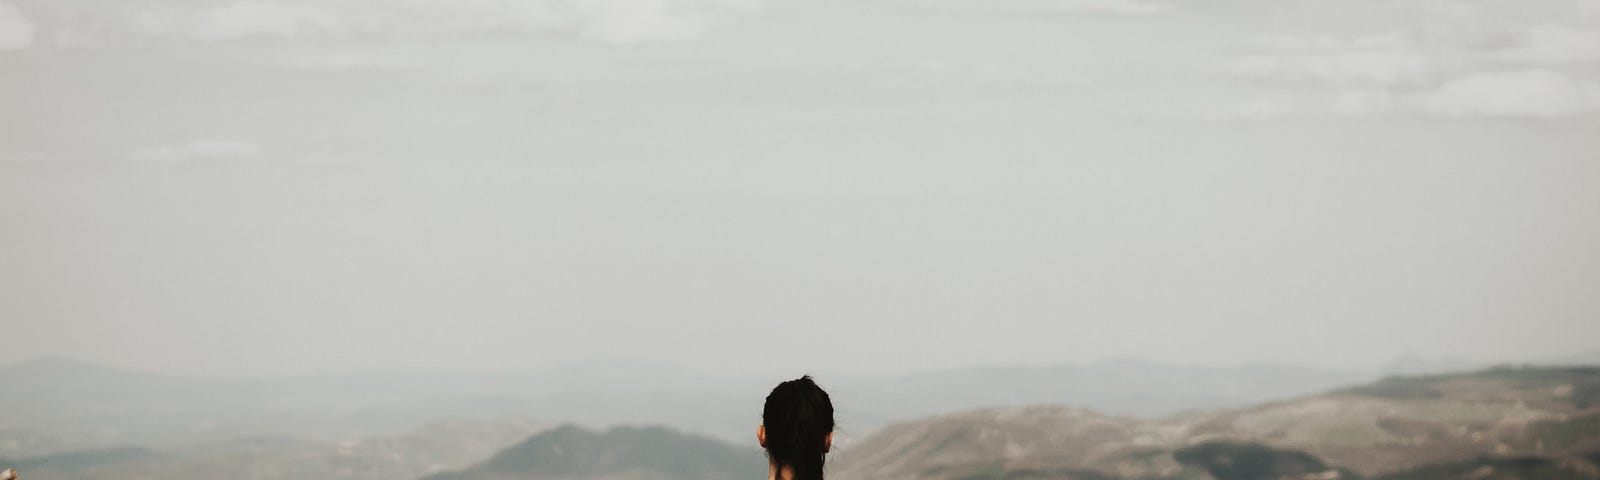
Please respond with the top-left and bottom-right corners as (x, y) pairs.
(4, 345), (1598, 380)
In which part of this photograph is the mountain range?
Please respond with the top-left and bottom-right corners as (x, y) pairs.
(0, 356), (1384, 456)
(830, 366), (1600, 479)
(6, 359), (1600, 480)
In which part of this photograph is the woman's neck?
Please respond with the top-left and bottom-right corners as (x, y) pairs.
(768, 463), (793, 480)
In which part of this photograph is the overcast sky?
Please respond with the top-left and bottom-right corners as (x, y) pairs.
(2, 0), (1598, 378)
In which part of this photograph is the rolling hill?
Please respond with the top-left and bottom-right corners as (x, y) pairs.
(423, 425), (765, 480)
(831, 366), (1600, 480)
(7, 364), (1598, 480)
(1, 420), (545, 480)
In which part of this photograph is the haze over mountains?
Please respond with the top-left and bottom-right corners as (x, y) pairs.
(0, 356), (1386, 456)
(13, 360), (1596, 480)
(5, 356), (1600, 480)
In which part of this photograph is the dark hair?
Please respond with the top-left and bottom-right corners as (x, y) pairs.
(762, 375), (834, 480)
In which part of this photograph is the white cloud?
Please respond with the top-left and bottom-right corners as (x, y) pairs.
(0, 1), (36, 50)
(79, 0), (759, 46)
(1205, 70), (1600, 121)
(895, 0), (1172, 16)
(1212, 0), (1600, 120)
(574, 0), (726, 44)
(1200, 89), (1399, 122)
(128, 141), (265, 162)
(1036, 0), (1171, 15)
(132, 2), (342, 41)
(1492, 24), (1600, 64)
(1225, 49), (1432, 86)
(1234, 33), (1408, 52)
(1418, 69), (1600, 118)
(1221, 32), (1439, 86)
(193, 2), (339, 41)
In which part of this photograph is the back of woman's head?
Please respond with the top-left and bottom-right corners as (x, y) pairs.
(761, 375), (834, 480)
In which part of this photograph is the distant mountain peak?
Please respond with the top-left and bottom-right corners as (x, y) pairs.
(426, 424), (763, 480)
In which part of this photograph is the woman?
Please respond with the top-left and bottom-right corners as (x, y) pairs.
(758, 375), (835, 480)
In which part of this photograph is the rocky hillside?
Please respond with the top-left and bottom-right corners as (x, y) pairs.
(831, 366), (1600, 480)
